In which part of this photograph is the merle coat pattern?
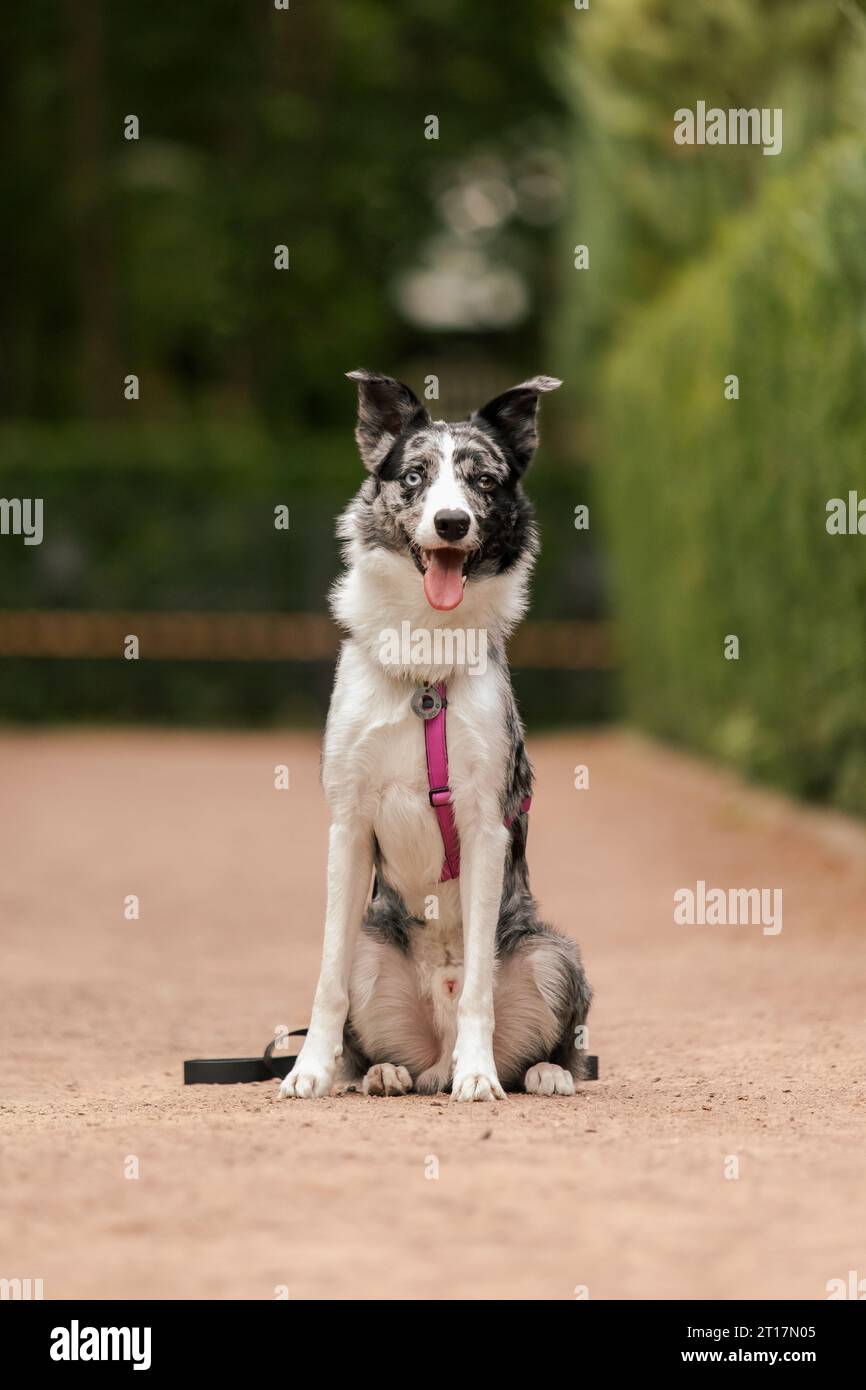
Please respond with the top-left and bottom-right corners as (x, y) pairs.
(280, 370), (592, 1102)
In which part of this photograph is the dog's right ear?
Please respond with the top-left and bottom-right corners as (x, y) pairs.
(474, 375), (562, 475)
(346, 369), (430, 470)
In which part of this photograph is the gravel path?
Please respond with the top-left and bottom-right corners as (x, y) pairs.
(2, 728), (864, 1300)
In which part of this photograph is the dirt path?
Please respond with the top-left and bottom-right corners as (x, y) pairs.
(1, 728), (865, 1301)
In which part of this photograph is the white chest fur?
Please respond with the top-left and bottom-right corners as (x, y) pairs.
(322, 642), (510, 921)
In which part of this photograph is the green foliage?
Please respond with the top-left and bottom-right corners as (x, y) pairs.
(2, 3), (610, 725)
(0, 421), (606, 724)
(598, 138), (866, 815)
(0, 422), (346, 612)
(553, 0), (856, 402)
(0, 420), (597, 613)
(3, 0), (568, 425)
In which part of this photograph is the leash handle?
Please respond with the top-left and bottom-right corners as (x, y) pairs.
(263, 1029), (308, 1078)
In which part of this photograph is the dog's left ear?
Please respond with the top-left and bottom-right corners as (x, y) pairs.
(346, 369), (431, 470)
(474, 375), (562, 473)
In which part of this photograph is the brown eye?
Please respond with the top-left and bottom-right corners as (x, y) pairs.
(477, 473), (496, 492)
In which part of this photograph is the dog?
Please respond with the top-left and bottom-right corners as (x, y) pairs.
(280, 369), (592, 1102)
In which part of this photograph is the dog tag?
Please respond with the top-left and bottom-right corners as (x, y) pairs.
(411, 685), (442, 720)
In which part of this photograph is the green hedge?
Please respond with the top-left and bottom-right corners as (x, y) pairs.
(598, 138), (866, 815)
(553, 0), (855, 406)
(0, 420), (608, 724)
(0, 422), (349, 614)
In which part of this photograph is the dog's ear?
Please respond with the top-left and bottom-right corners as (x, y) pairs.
(473, 375), (562, 473)
(346, 369), (431, 470)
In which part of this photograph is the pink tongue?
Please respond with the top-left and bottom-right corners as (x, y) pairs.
(423, 549), (465, 610)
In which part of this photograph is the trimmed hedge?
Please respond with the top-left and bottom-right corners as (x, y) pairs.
(553, 0), (855, 407)
(598, 138), (866, 815)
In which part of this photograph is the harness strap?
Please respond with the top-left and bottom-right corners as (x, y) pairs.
(423, 682), (462, 880)
(422, 681), (531, 883)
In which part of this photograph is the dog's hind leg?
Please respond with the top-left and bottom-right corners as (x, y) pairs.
(332, 1018), (371, 1093)
(492, 929), (592, 1093)
(362, 1063), (414, 1096)
(345, 930), (439, 1085)
(334, 1017), (415, 1097)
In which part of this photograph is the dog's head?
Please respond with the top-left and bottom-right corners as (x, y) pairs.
(341, 369), (561, 612)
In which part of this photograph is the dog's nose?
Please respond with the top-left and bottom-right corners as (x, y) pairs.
(434, 509), (470, 542)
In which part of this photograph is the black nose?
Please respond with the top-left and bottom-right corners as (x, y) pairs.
(434, 509), (470, 542)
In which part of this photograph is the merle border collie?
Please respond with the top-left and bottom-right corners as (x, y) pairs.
(280, 370), (592, 1102)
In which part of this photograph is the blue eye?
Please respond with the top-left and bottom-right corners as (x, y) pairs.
(404, 469), (423, 488)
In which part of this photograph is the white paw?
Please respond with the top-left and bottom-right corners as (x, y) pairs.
(524, 1062), (574, 1096)
(362, 1063), (413, 1097)
(451, 1068), (506, 1103)
(278, 1057), (336, 1099)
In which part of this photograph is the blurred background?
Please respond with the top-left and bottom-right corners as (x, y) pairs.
(3, 0), (866, 815)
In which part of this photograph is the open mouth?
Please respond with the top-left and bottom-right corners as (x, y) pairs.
(417, 546), (470, 611)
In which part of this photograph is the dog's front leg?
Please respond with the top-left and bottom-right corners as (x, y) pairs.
(280, 820), (373, 1099)
(451, 821), (510, 1102)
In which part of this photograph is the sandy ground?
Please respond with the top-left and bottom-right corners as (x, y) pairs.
(1, 726), (865, 1302)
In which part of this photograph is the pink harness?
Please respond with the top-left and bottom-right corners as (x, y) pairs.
(418, 681), (531, 882)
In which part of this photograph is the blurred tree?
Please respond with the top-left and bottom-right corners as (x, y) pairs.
(2, 0), (569, 427)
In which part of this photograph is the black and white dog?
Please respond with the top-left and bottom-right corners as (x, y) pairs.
(280, 370), (591, 1102)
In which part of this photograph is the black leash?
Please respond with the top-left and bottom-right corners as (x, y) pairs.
(184, 1032), (598, 1085)
(183, 1029), (308, 1084)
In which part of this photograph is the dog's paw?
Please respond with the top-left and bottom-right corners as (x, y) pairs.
(415, 1067), (449, 1095)
(451, 1068), (506, 1103)
(362, 1063), (413, 1097)
(524, 1062), (574, 1096)
(278, 1058), (336, 1099)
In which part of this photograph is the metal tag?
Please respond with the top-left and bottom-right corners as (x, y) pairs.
(410, 685), (442, 720)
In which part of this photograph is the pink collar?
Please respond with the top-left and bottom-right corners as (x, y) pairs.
(417, 682), (530, 883)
